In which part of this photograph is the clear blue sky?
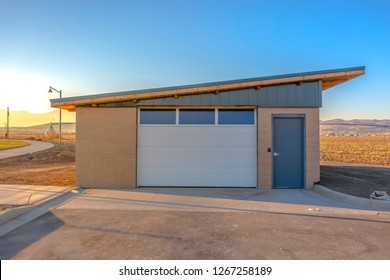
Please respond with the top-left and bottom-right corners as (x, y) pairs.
(0, 0), (389, 120)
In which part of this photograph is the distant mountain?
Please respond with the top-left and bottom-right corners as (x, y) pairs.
(320, 119), (390, 135)
(321, 119), (390, 127)
(0, 110), (75, 127)
(324, 118), (348, 124)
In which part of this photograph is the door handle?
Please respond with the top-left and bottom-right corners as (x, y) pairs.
(273, 152), (279, 156)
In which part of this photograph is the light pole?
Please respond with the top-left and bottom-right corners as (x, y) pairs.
(5, 107), (9, 139)
(48, 86), (62, 144)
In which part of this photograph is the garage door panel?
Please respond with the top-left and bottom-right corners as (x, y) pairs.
(139, 126), (256, 147)
(138, 148), (256, 166)
(138, 146), (257, 152)
(139, 161), (256, 168)
(138, 170), (255, 187)
(137, 126), (257, 187)
(139, 161), (256, 169)
(138, 167), (255, 178)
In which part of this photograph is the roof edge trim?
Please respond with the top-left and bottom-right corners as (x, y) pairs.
(51, 66), (365, 110)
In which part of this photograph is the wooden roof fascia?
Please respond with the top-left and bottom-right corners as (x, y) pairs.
(51, 67), (365, 110)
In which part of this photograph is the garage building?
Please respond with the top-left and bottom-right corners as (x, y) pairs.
(51, 66), (365, 189)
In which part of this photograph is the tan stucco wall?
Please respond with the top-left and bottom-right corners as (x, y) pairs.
(257, 108), (320, 189)
(76, 107), (137, 188)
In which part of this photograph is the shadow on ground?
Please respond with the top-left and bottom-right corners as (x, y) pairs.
(0, 212), (64, 259)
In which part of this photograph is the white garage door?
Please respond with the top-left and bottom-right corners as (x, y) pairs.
(137, 109), (257, 187)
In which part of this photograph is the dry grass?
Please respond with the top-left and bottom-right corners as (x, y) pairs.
(1, 132), (76, 143)
(320, 136), (390, 166)
(0, 139), (29, 150)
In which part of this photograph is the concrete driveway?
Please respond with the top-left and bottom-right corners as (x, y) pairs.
(0, 188), (389, 259)
(0, 184), (72, 206)
(57, 187), (383, 214)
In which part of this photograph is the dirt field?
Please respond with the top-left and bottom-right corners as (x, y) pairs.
(0, 142), (75, 186)
(320, 162), (390, 198)
(319, 136), (390, 198)
(321, 136), (390, 166)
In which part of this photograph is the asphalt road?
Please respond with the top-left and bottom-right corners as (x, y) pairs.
(1, 200), (389, 259)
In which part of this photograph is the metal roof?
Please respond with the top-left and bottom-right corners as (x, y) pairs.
(51, 66), (365, 111)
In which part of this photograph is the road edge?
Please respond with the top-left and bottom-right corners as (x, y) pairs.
(0, 187), (85, 237)
(314, 184), (390, 212)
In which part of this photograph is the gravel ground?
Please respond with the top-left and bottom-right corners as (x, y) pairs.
(320, 162), (390, 198)
(0, 142), (75, 186)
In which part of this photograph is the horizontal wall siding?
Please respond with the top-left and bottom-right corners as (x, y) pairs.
(94, 81), (322, 108)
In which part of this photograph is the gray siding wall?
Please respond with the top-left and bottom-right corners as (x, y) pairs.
(95, 81), (322, 108)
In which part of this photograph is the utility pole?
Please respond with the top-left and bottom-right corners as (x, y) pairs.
(5, 107), (9, 139)
(59, 101), (62, 144)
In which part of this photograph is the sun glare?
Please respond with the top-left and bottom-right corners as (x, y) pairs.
(0, 71), (54, 113)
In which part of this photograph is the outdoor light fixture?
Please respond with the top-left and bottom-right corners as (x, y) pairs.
(48, 86), (62, 144)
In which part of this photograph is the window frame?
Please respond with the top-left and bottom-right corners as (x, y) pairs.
(217, 109), (256, 125)
(139, 109), (177, 125)
(179, 109), (216, 125)
(138, 108), (256, 126)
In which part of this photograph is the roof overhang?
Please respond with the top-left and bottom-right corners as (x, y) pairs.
(51, 66), (365, 111)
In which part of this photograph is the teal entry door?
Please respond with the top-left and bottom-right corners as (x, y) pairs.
(272, 116), (304, 189)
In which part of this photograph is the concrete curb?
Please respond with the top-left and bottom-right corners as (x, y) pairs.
(0, 187), (85, 237)
(0, 186), (75, 225)
(0, 205), (37, 224)
(314, 185), (390, 212)
(24, 186), (75, 206)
